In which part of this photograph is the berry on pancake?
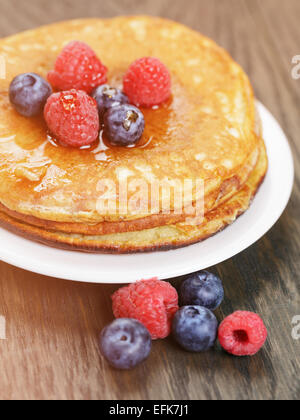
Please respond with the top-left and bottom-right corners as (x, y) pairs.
(48, 41), (107, 93)
(123, 57), (171, 107)
(9, 73), (52, 117)
(103, 104), (145, 147)
(44, 89), (99, 147)
(91, 85), (129, 120)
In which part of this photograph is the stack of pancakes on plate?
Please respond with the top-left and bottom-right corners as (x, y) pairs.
(0, 16), (268, 253)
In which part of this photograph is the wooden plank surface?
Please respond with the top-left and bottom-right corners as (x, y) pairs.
(0, 0), (299, 400)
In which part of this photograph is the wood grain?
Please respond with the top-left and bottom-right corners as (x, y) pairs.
(0, 0), (299, 400)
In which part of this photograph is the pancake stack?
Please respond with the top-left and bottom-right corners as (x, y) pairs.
(0, 17), (268, 253)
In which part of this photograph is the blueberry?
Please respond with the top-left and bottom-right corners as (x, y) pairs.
(180, 271), (224, 311)
(9, 73), (52, 117)
(91, 85), (129, 119)
(103, 104), (145, 146)
(99, 318), (152, 370)
(172, 306), (218, 352)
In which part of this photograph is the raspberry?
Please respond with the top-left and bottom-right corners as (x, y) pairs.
(44, 89), (100, 147)
(48, 41), (107, 94)
(123, 57), (171, 108)
(112, 278), (179, 340)
(218, 311), (268, 356)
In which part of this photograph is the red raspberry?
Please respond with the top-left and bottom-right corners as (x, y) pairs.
(112, 278), (179, 340)
(123, 57), (171, 108)
(48, 41), (107, 94)
(44, 89), (100, 147)
(218, 311), (268, 356)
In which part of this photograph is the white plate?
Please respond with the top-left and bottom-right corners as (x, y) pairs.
(0, 103), (294, 284)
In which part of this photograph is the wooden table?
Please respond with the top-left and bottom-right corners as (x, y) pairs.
(0, 0), (299, 400)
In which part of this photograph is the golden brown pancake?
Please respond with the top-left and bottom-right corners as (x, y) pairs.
(0, 16), (267, 252)
(0, 138), (267, 253)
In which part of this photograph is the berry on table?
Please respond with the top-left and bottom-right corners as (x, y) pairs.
(44, 89), (100, 147)
(91, 85), (129, 120)
(172, 306), (218, 352)
(112, 278), (179, 340)
(104, 104), (145, 147)
(9, 73), (52, 117)
(47, 41), (107, 94)
(99, 318), (152, 370)
(180, 271), (224, 311)
(123, 57), (171, 107)
(218, 311), (268, 356)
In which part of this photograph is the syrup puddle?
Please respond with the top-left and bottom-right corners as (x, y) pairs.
(46, 129), (154, 162)
(138, 136), (153, 149)
(47, 134), (59, 148)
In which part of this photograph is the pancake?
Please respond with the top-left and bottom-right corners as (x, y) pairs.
(0, 16), (268, 253)
(0, 138), (267, 253)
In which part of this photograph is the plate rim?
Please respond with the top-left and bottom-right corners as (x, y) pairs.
(0, 102), (295, 283)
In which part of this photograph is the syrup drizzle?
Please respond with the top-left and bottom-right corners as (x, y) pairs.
(46, 129), (154, 163)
